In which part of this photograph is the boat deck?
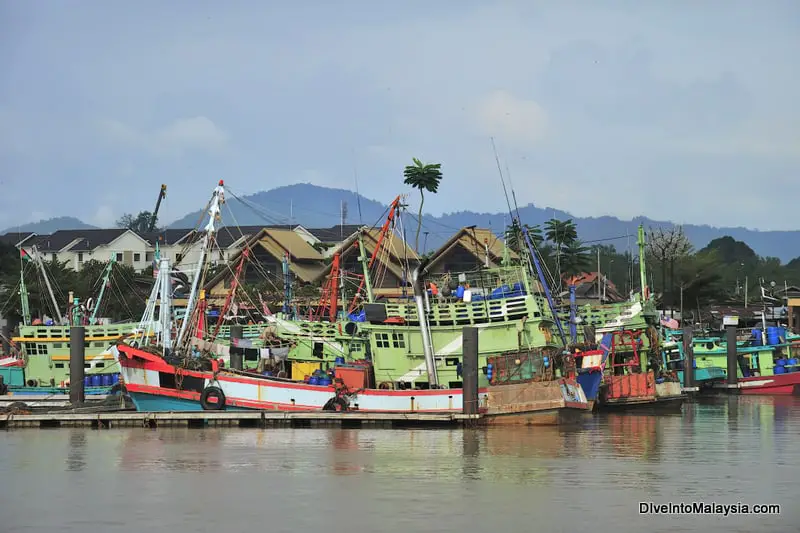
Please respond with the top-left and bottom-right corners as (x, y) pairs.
(0, 410), (481, 430)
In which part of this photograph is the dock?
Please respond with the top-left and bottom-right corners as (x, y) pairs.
(0, 410), (482, 430)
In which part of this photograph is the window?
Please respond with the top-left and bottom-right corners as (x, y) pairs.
(391, 333), (405, 349)
(115, 253), (123, 261)
(51, 253), (57, 262)
(77, 252), (84, 262)
(376, 333), (390, 348)
(145, 252), (154, 261)
(133, 253), (141, 262)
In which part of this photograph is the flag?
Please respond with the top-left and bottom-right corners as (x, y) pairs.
(20, 249), (32, 262)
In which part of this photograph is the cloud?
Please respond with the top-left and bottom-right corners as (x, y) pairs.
(99, 116), (229, 158)
(475, 90), (548, 147)
(90, 205), (116, 227)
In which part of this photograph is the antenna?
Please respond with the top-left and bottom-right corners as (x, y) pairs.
(352, 148), (363, 225)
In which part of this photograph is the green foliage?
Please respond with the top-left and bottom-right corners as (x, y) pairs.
(116, 210), (158, 233)
(0, 255), (149, 324)
(403, 158), (443, 254)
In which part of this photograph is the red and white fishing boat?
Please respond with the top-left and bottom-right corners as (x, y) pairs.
(114, 181), (591, 425)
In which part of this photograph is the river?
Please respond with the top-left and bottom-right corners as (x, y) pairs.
(0, 395), (798, 533)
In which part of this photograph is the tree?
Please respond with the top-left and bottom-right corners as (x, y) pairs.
(504, 221), (543, 255)
(403, 158), (443, 254)
(646, 226), (693, 313)
(544, 218), (578, 285)
(116, 210), (156, 233)
(560, 240), (591, 278)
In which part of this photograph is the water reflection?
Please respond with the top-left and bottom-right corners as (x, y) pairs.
(65, 430), (87, 471)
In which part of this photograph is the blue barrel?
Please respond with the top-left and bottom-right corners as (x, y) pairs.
(777, 327), (787, 343)
(752, 329), (762, 346)
(101, 374), (112, 387)
(308, 376), (319, 385)
(90, 375), (101, 387)
(318, 377), (332, 386)
(774, 365), (786, 374)
(767, 326), (780, 346)
(334, 357), (345, 365)
(83, 376), (91, 388)
(111, 373), (120, 384)
(789, 358), (798, 366)
(777, 359), (787, 366)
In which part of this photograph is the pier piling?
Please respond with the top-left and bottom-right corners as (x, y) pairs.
(724, 315), (739, 390)
(462, 327), (479, 415)
(682, 326), (696, 390)
(69, 326), (85, 405)
(229, 324), (244, 370)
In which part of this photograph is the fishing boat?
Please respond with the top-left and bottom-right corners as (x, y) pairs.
(661, 328), (727, 388)
(690, 326), (800, 395)
(114, 181), (591, 424)
(1, 252), (139, 395)
(568, 226), (686, 411)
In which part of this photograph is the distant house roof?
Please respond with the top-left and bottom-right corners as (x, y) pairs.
(314, 228), (419, 283)
(206, 228), (326, 287)
(140, 229), (197, 246)
(214, 225), (297, 249)
(0, 231), (36, 248)
(28, 229), (130, 252)
(426, 227), (515, 270)
(307, 225), (364, 243)
(562, 272), (623, 302)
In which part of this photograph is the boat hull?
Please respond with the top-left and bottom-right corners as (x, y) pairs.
(597, 373), (686, 413)
(735, 372), (800, 395)
(115, 345), (590, 422)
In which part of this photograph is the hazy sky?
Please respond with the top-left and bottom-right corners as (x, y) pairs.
(1, 1), (798, 231)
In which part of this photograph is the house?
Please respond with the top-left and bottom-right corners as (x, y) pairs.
(314, 228), (419, 296)
(204, 228), (327, 304)
(305, 224), (365, 257)
(0, 231), (37, 249)
(22, 229), (155, 271)
(425, 227), (516, 275)
(562, 272), (624, 304)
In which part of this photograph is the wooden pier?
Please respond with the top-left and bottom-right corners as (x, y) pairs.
(0, 410), (482, 430)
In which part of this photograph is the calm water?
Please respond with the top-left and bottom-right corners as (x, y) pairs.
(1, 396), (799, 533)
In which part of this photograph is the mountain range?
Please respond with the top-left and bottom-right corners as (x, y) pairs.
(5, 183), (800, 262)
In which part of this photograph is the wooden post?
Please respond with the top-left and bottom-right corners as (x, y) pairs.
(682, 326), (695, 391)
(69, 326), (85, 405)
(229, 324), (244, 370)
(462, 327), (479, 415)
(724, 315), (739, 390)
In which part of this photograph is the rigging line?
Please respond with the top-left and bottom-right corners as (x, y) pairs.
(490, 137), (514, 217)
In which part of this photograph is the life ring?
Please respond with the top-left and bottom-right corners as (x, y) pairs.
(199, 386), (226, 410)
(378, 381), (394, 390)
(26, 379), (38, 387)
(322, 396), (348, 412)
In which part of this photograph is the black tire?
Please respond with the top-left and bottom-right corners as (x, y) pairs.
(109, 383), (128, 396)
(199, 386), (226, 410)
(322, 396), (348, 412)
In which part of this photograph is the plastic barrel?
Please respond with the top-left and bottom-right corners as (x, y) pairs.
(778, 327), (787, 343)
(789, 358), (798, 366)
(334, 357), (345, 365)
(777, 359), (787, 366)
(111, 373), (120, 384)
(752, 329), (763, 346)
(318, 377), (332, 386)
(774, 366), (786, 374)
(90, 375), (101, 387)
(101, 374), (112, 387)
(308, 376), (320, 385)
(766, 326), (780, 346)
(83, 376), (91, 388)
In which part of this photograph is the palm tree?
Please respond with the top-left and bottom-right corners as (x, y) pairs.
(561, 240), (592, 278)
(544, 218), (578, 284)
(504, 221), (543, 254)
(403, 158), (443, 253)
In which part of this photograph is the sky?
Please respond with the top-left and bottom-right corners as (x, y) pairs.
(1, 0), (798, 231)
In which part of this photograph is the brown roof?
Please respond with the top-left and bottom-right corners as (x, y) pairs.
(314, 228), (419, 283)
(426, 227), (515, 270)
